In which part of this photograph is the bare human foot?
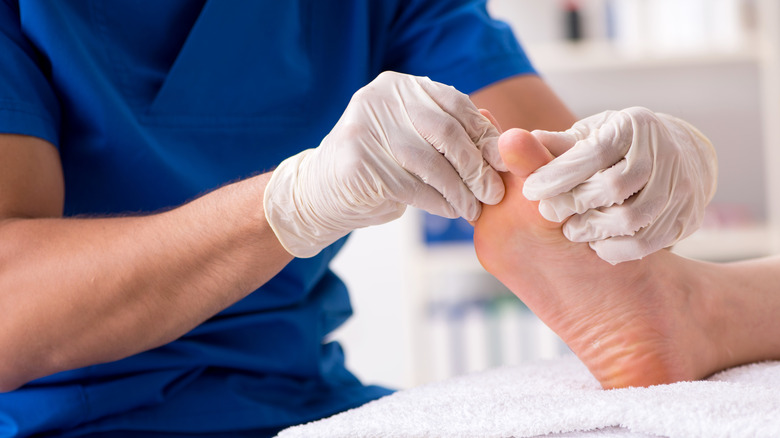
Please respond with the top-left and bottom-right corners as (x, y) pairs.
(474, 128), (725, 388)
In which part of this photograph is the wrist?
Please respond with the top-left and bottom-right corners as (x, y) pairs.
(263, 149), (354, 258)
(264, 150), (315, 258)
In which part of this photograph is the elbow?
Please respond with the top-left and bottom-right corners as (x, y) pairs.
(0, 347), (57, 392)
(0, 382), (24, 394)
(0, 341), (41, 393)
(0, 348), (43, 392)
(0, 351), (31, 392)
(0, 354), (71, 393)
(0, 369), (26, 393)
(0, 333), (82, 392)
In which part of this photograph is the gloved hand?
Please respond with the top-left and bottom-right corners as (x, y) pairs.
(264, 71), (505, 258)
(522, 107), (718, 264)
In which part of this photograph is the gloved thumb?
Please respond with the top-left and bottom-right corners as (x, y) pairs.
(531, 129), (578, 157)
(478, 109), (507, 172)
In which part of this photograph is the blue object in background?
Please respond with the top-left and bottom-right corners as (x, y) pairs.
(423, 213), (475, 245)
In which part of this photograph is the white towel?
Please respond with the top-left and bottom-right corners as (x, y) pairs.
(276, 356), (780, 438)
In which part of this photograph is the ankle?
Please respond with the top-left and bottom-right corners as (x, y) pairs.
(675, 258), (733, 379)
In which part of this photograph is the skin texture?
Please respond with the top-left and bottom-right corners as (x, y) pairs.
(473, 128), (780, 389)
(0, 74), (575, 391)
(0, 134), (293, 391)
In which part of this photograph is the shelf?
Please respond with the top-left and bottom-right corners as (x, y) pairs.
(671, 224), (772, 262)
(525, 38), (761, 74)
(418, 224), (772, 267)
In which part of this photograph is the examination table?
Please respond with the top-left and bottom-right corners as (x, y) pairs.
(277, 355), (780, 438)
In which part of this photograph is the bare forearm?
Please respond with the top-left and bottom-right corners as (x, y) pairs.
(470, 74), (577, 134)
(0, 173), (291, 390)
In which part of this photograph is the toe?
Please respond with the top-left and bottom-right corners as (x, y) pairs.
(499, 128), (555, 178)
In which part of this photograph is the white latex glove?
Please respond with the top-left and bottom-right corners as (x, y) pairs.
(523, 107), (718, 264)
(264, 71), (505, 258)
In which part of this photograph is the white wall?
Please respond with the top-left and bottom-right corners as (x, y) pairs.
(328, 212), (418, 389)
(542, 62), (765, 220)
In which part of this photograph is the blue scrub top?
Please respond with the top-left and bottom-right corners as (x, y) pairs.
(0, 0), (535, 436)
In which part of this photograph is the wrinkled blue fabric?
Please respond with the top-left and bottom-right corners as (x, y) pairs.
(0, 0), (534, 436)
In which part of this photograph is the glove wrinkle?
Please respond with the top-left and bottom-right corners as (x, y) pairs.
(523, 106), (717, 264)
(264, 72), (505, 257)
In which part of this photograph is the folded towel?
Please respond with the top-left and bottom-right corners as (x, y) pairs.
(276, 356), (780, 438)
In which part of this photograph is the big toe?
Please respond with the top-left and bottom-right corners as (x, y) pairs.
(499, 128), (555, 177)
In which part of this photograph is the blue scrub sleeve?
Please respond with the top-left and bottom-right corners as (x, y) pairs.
(0, 0), (61, 147)
(384, 0), (536, 95)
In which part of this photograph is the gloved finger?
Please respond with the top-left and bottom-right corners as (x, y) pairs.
(477, 109), (507, 172)
(531, 109), (623, 156)
(479, 109), (503, 132)
(523, 112), (634, 201)
(587, 234), (659, 265)
(561, 188), (666, 242)
(390, 135), (484, 221)
(414, 77), (506, 172)
(530, 129), (577, 157)
(396, 176), (466, 220)
(404, 102), (505, 207)
(472, 116), (505, 172)
(536, 158), (651, 222)
(587, 207), (680, 263)
(591, 188), (704, 264)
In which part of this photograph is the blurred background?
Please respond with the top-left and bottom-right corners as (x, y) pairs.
(330, 0), (780, 390)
